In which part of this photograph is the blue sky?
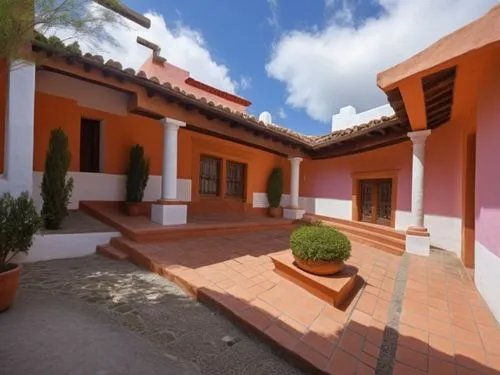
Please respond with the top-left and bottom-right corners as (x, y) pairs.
(110, 0), (497, 135)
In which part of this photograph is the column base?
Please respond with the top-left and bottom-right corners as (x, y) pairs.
(405, 228), (430, 257)
(283, 208), (305, 220)
(151, 203), (187, 226)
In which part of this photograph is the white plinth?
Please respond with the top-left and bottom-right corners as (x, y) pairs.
(151, 204), (187, 226)
(406, 233), (430, 257)
(283, 208), (306, 220)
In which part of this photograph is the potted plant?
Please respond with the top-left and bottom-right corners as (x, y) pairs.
(125, 144), (150, 216)
(0, 192), (43, 312)
(267, 167), (283, 217)
(290, 223), (351, 275)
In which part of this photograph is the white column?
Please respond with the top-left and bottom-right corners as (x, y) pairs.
(406, 129), (431, 256)
(0, 61), (36, 197)
(283, 157), (305, 220)
(408, 130), (431, 229)
(151, 117), (187, 226)
(160, 118), (185, 201)
(289, 157), (302, 208)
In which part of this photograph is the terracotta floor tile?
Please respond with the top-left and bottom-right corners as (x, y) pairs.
(322, 305), (349, 325)
(453, 325), (483, 346)
(356, 363), (375, 375)
(265, 323), (299, 352)
(393, 362), (427, 375)
(428, 318), (453, 337)
(301, 331), (337, 358)
(488, 354), (500, 373)
(428, 334), (455, 362)
(339, 329), (365, 356)
(428, 306), (450, 323)
(348, 310), (372, 337)
(428, 356), (456, 375)
(240, 307), (274, 331)
(365, 324), (385, 348)
(294, 341), (329, 371)
(473, 306), (500, 327)
(276, 314), (309, 339)
(396, 345), (429, 372)
(250, 297), (281, 319)
(398, 324), (429, 354)
(309, 314), (344, 342)
(478, 326), (500, 355)
(356, 293), (378, 315)
(327, 348), (358, 375)
(454, 341), (489, 374)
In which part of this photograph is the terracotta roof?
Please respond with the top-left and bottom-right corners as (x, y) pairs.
(185, 78), (252, 107)
(377, 4), (500, 89)
(32, 41), (405, 152)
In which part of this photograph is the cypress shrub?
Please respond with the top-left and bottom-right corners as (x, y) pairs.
(41, 128), (74, 230)
(125, 144), (150, 203)
(267, 167), (283, 208)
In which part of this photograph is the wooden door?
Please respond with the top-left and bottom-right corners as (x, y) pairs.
(359, 179), (393, 226)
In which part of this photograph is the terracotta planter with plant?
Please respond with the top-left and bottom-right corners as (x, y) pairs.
(290, 223), (351, 276)
(0, 193), (43, 312)
(267, 167), (283, 218)
(125, 144), (150, 216)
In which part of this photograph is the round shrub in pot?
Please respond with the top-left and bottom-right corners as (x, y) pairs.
(290, 224), (351, 275)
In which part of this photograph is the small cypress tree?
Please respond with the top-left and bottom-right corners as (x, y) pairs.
(41, 128), (74, 230)
(125, 145), (150, 203)
(267, 167), (283, 208)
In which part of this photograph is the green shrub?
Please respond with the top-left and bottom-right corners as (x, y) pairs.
(290, 225), (351, 262)
(0, 192), (43, 272)
(267, 167), (283, 208)
(125, 144), (150, 203)
(41, 128), (74, 230)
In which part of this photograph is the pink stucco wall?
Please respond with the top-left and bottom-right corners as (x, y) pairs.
(301, 120), (465, 222)
(476, 63), (500, 257)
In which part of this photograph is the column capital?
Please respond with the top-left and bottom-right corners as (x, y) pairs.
(407, 129), (431, 144)
(160, 117), (186, 130)
(288, 157), (303, 164)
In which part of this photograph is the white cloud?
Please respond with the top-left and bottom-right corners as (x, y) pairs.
(266, 0), (280, 30)
(277, 107), (287, 119)
(239, 75), (252, 90)
(266, 0), (498, 123)
(53, 8), (239, 93)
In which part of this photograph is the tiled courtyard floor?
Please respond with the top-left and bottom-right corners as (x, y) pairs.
(117, 229), (500, 375)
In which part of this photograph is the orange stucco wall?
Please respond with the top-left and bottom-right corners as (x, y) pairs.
(33, 91), (288, 204)
(0, 60), (7, 173)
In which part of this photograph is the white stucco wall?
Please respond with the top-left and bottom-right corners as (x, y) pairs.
(32, 172), (192, 210)
(475, 241), (500, 323)
(0, 61), (36, 197)
(331, 104), (394, 132)
(13, 232), (119, 263)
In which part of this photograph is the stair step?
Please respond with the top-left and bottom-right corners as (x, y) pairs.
(324, 222), (405, 250)
(303, 214), (405, 255)
(346, 233), (404, 256)
(304, 214), (405, 241)
(96, 243), (129, 261)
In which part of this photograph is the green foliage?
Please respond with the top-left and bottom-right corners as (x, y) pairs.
(0, 0), (121, 63)
(125, 144), (150, 203)
(290, 225), (352, 263)
(0, 192), (42, 272)
(266, 167), (283, 208)
(41, 128), (74, 230)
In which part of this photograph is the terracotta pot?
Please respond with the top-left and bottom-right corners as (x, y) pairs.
(125, 202), (142, 216)
(293, 255), (344, 276)
(268, 207), (283, 218)
(0, 264), (21, 312)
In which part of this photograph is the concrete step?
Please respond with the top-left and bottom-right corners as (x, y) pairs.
(96, 243), (129, 261)
(303, 214), (405, 256)
(346, 233), (404, 256)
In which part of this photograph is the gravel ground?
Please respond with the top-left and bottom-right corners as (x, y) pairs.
(0, 255), (303, 375)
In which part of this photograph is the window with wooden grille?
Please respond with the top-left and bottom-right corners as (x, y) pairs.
(226, 161), (245, 199)
(199, 156), (220, 196)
